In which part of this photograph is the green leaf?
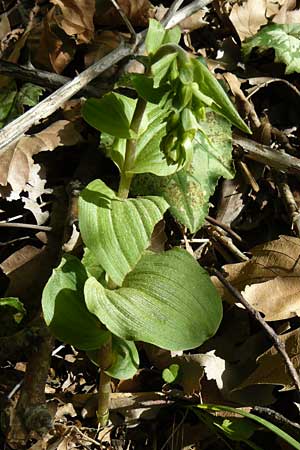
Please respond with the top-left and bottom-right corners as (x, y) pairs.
(162, 364), (180, 384)
(102, 100), (180, 176)
(17, 83), (45, 108)
(79, 179), (169, 286)
(145, 19), (166, 55)
(242, 24), (300, 75)
(194, 405), (300, 450)
(82, 93), (137, 139)
(81, 248), (105, 280)
(87, 336), (139, 379)
(0, 297), (26, 323)
(0, 82), (17, 127)
(132, 111), (234, 233)
(84, 248), (222, 351)
(42, 255), (110, 351)
(192, 58), (251, 134)
(151, 52), (178, 88)
(163, 26), (181, 46)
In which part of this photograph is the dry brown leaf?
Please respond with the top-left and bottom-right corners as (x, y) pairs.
(229, 0), (268, 41)
(32, 8), (75, 73)
(84, 31), (122, 68)
(179, 10), (207, 33)
(0, 120), (81, 198)
(222, 72), (260, 128)
(272, 0), (300, 23)
(51, 0), (95, 44)
(237, 328), (300, 390)
(95, 0), (155, 27)
(213, 235), (300, 321)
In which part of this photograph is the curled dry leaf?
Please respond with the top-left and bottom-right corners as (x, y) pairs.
(237, 328), (300, 390)
(229, 0), (268, 41)
(0, 120), (81, 196)
(272, 0), (300, 24)
(95, 0), (155, 27)
(229, 0), (286, 42)
(213, 235), (300, 321)
(31, 7), (76, 73)
(50, 0), (95, 44)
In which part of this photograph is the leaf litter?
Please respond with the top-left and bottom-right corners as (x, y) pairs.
(1, 0), (300, 449)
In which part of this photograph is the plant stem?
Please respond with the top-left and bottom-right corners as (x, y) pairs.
(118, 96), (147, 199)
(97, 335), (113, 426)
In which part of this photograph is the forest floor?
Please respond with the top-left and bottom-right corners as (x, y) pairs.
(1, 1), (300, 449)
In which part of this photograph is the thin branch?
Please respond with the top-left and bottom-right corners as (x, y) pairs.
(0, 0), (214, 153)
(211, 268), (300, 392)
(275, 173), (300, 237)
(0, 222), (52, 231)
(233, 135), (300, 176)
(0, 60), (100, 97)
(0, 41), (134, 153)
(109, 0), (137, 42)
(163, 0), (185, 24)
(164, 0), (213, 29)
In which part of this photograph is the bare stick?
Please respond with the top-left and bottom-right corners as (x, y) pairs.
(233, 135), (300, 176)
(211, 268), (300, 391)
(164, 0), (213, 29)
(0, 1), (214, 153)
(0, 60), (100, 97)
(109, 0), (137, 42)
(0, 222), (51, 231)
(276, 173), (300, 237)
(0, 41), (133, 153)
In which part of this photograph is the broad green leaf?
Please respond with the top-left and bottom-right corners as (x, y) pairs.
(145, 19), (166, 55)
(163, 26), (181, 46)
(132, 111), (234, 232)
(101, 100), (179, 176)
(242, 24), (300, 75)
(82, 93), (137, 139)
(194, 405), (300, 450)
(87, 336), (139, 379)
(0, 297), (26, 323)
(151, 52), (178, 88)
(79, 179), (169, 286)
(106, 336), (139, 379)
(129, 74), (168, 104)
(162, 364), (180, 384)
(42, 255), (109, 351)
(84, 248), (222, 351)
(81, 248), (104, 280)
(192, 58), (251, 134)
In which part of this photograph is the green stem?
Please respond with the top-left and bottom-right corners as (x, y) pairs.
(118, 96), (147, 199)
(97, 335), (113, 426)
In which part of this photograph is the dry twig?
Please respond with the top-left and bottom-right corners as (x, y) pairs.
(211, 268), (300, 392)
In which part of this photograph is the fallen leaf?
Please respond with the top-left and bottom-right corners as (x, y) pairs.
(229, 0), (268, 41)
(273, 0), (300, 24)
(84, 30), (122, 68)
(95, 0), (155, 27)
(51, 0), (95, 44)
(222, 72), (260, 128)
(179, 10), (207, 33)
(237, 328), (300, 390)
(32, 8), (76, 73)
(0, 120), (81, 199)
(213, 235), (300, 321)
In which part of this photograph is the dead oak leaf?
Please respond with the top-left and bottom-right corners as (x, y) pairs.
(229, 0), (285, 41)
(95, 0), (155, 27)
(237, 328), (300, 390)
(0, 120), (81, 198)
(51, 0), (95, 44)
(212, 235), (300, 321)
